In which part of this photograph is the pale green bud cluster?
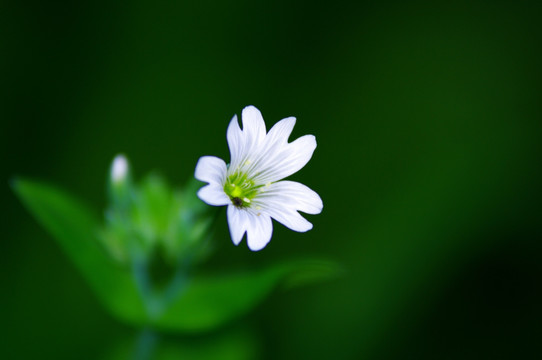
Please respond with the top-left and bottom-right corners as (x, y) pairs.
(100, 155), (214, 267)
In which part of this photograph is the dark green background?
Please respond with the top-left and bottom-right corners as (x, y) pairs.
(2, 0), (542, 358)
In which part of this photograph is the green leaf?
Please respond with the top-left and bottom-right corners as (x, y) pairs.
(12, 178), (340, 333)
(12, 178), (147, 325)
(152, 259), (341, 332)
(102, 326), (260, 360)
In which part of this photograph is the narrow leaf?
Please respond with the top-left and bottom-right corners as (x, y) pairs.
(12, 178), (147, 324)
(153, 259), (341, 332)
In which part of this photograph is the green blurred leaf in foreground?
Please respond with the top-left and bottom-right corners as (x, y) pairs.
(12, 177), (147, 324)
(12, 177), (340, 332)
(103, 326), (260, 360)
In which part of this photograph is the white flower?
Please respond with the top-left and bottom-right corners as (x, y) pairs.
(194, 105), (323, 251)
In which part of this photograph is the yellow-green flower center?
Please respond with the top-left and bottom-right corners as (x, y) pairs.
(224, 172), (262, 208)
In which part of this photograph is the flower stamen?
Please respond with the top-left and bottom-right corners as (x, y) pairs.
(224, 171), (261, 208)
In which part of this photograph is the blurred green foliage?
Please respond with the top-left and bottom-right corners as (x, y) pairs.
(102, 326), (260, 360)
(101, 160), (214, 266)
(13, 176), (339, 333)
(3, 0), (542, 359)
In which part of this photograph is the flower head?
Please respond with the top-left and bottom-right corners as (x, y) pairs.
(194, 105), (323, 251)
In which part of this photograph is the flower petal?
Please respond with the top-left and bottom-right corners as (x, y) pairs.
(227, 114), (244, 170)
(253, 134), (317, 184)
(258, 181), (323, 214)
(233, 117), (294, 180)
(253, 181), (322, 232)
(241, 105), (266, 147)
(227, 205), (249, 245)
(245, 211), (273, 251)
(195, 156), (227, 185)
(265, 116), (296, 145)
(227, 206), (273, 250)
(197, 184), (230, 206)
(261, 205), (313, 233)
(238, 116), (296, 178)
(227, 106), (267, 173)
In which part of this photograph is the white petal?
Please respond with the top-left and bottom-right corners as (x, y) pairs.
(227, 205), (249, 245)
(227, 114), (244, 170)
(241, 105), (266, 147)
(235, 116), (295, 180)
(253, 181), (322, 232)
(197, 184), (230, 206)
(195, 156), (227, 185)
(245, 212), (273, 251)
(259, 181), (323, 214)
(254, 134), (317, 184)
(261, 205), (313, 232)
(265, 116), (296, 145)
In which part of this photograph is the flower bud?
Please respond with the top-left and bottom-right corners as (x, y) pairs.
(108, 154), (133, 209)
(111, 154), (129, 184)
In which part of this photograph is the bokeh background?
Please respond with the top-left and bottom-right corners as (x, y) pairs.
(2, 0), (542, 358)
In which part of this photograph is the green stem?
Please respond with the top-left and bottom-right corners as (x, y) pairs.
(132, 260), (160, 318)
(133, 328), (158, 360)
(132, 255), (192, 320)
